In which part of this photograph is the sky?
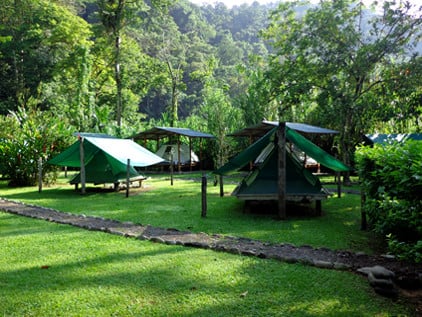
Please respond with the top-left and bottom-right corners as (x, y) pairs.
(189, 0), (278, 8)
(189, 0), (421, 11)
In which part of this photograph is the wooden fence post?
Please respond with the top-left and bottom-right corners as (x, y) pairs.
(38, 157), (42, 193)
(201, 173), (207, 217)
(170, 153), (174, 186)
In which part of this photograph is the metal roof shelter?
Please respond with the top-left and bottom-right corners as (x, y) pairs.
(131, 126), (215, 171)
(228, 121), (339, 138)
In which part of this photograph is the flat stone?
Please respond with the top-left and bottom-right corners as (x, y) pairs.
(357, 266), (395, 279)
(313, 260), (333, 269)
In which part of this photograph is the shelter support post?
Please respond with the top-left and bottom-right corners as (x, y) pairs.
(219, 175), (224, 197)
(79, 136), (86, 195)
(199, 138), (203, 170)
(277, 122), (287, 219)
(177, 137), (181, 173)
(189, 138), (193, 171)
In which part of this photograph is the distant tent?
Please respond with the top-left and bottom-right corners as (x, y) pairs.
(215, 126), (349, 204)
(364, 133), (422, 145)
(156, 144), (199, 165)
(48, 135), (165, 185)
(130, 126), (214, 171)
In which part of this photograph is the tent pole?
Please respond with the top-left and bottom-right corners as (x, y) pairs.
(126, 158), (130, 198)
(79, 136), (86, 195)
(277, 122), (287, 219)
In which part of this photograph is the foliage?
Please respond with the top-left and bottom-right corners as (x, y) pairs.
(261, 0), (422, 174)
(355, 141), (422, 262)
(0, 0), (93, 114)
(0, 105), (73, 186)
(191, 58), (243, 168)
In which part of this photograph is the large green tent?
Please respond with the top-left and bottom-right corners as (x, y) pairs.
(214, 126), (349, 202)
(48, 135), (165, 185)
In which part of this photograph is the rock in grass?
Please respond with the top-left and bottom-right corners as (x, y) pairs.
(357, 265), (395, 279)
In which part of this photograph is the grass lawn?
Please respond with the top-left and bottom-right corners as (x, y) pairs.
(0, 172), (416, 316)
(1, 172), (369, 251)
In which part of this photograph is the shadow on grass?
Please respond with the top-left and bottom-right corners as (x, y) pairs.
(1, 214), (406, 317)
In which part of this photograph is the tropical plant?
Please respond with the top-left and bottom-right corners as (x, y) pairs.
(0, 105), (73, 186)
(355, 140), (422, 262)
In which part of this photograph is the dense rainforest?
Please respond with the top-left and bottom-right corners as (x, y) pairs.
(0, 0), (421, 185)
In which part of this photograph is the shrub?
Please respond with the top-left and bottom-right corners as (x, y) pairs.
(0, 106), (72, 186)
(355, 141), (422, 263)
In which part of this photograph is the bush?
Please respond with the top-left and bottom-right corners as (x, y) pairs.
(0, 106), (72, 186)
(355, 141), (422, 263)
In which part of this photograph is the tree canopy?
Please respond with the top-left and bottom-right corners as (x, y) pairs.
(0, 0), (421, 184)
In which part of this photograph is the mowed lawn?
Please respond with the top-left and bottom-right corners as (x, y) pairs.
(0, 172), (416, 316)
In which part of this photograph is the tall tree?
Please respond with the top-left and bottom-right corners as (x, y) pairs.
(262, 0), (422, 180)
(96, 0), (170, 132)
(0, 0), (92, 114)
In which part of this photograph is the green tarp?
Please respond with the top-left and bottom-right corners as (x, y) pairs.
(48, 136), (164, 184)
(214, 126), (349, 175)
(232, 143), (325, 200)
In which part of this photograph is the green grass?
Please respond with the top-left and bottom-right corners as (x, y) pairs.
(0, 172), (416, 316)
(1, 172), (369, 252)
(0, 212), (412, 317)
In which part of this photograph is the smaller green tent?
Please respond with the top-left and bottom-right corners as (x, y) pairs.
(48, 135), (165, 185)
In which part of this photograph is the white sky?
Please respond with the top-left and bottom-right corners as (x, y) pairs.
(189, 0), (421, 11)
(189, 0), (279, 7)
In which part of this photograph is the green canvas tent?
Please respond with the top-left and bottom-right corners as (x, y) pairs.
(48, 136), (165, 185)
(214, 126), (349, 203)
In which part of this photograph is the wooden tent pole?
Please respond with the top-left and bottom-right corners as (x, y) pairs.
(277, 122), (286, 219)
(126, 159), (130, 198)
(79, 136), (86, 195)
